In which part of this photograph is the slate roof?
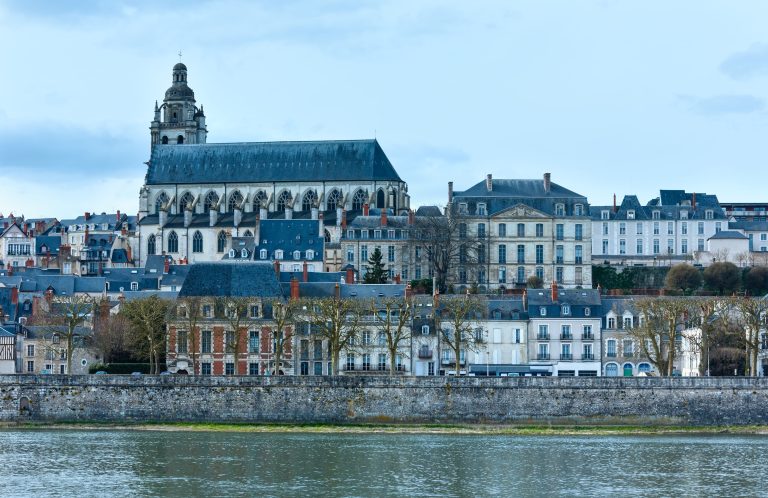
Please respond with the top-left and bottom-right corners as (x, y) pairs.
(708, 230), (748, 240)
(591, 192), (727, 221)
(279, 271), (345, 283)
(527, 288), (602, 306)
(145, 139), (403, 185)
(453, 178), (588, 217)
(0, 326), (13, 338)
(415, 206), (443, 217)
(729, 220), (768, 231)
(0, 275), (105, 295)
(226, 220), (324, 262)
(485, 298), (529, 320)
(36, 235), (61, 256)
(179, 263), (284, 297)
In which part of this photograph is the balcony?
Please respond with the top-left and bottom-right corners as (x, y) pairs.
(581, 353), (595, 361)
(582, 333), (594, 340)
(623, 352), (634, 358)
(344, 365), (355, 371)
(560, 333), (572, 340)
(418, 348), (433, 359)
(441, 358), (465, 366)
(560, 353), (573, 361)
(537, 353), (550, 360)
(606, 352), (617, 358)
(537, 333), (550, 341)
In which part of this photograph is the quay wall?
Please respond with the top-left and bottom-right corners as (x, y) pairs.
(1, 375), (767, 426)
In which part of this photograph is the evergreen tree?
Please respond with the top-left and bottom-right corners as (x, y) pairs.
(364, 248), (388, 284)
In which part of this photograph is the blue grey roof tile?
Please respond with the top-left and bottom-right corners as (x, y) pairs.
(179, 263), (284, 297)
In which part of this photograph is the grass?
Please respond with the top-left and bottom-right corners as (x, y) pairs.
(4, 420), (768, 436)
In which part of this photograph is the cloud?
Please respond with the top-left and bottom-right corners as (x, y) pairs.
(677, 94), (764, 115)
(720, 43), (768, 79)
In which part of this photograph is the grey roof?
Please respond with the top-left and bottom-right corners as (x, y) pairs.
(0, 275), (105, 295)
(729, 220), (768, 231)
(121, 290), (180, 301)
(590, 191), (726, 221)
(235, 220), (324, 262)
(415, 206), (443, 217)
(485, 298), (529, 320)
(348, 214), (410, 230)
(708, 230), (748, 240)
(102, 268), (158, 292)
(453, 178), (588, 217)
(145, 139), (403, 185)
(179, 263), (284, 298)
(0, 326), (13, 337)
(527, 288), (602, 306)
(341, 284), (406, 299)
(36, 235), (61, 255)
(279, 271), (345, 283)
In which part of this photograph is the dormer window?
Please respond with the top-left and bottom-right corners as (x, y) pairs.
(562, 305), (570, 315)
(361, 230), (369, 239)
(229, 249), (236, 258)
(347, 229), (355, 239)
(652, 211), (660, 220)
(584, 307), (591, 317)
(477, 203), (487, 216)
(574, 204), (583, 216)
(241, 249), (248, 258)
(306, 250), (315, 259)
(374, 230), (381, 239)
(705, 210), (713, 220)
(601, 210), (610, 220)
(540, 308), (547, 317)
(275, 250), (284, 260)
(458, 203), (468, 215)
(293, 250), (301, 260)
(627, 210), (635, 220)
(680, 210), (688, 220)
(555, 204), (565, 216)
(130, 282), (138, 291)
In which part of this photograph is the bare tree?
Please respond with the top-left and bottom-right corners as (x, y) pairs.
(29, 294), (95, 374)
(302, 295), (364, 376)
(270, 299), (300, 375)
(174, 296), (202, 374)
(630, 297), (694, 376)
(121, 295), (171, 374)
(435, 294), (484, 376)
(92, 311), (132, 364)
(370, 296), (413, 374)
(732, 297), (768, 376)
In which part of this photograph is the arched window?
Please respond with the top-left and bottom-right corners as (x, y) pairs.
(302, 190), (318, 211)
(243, 230), (253, 238)
(167, 231), (179, 253)
(327, 189), (343, 211)
(217, 231), (227, 253)
(605, 363), (618, 377)
(177, 135), (184, 144)
(179, 192), (195, 212)
(147, 234), (156, 255)
(155, 192), (169, 213)
(638, 363), (651, 374)
(228, 190), (243, 212)
(161, 136), (168, 144)
(352, 189), (367, 211)
(324, 229), (331, 243)
(192, 231), (203, 253)
(376, 189), (385, 208)
(204, 191), (220, 213)
(252, 191), (268, 211)
(277, 191), (292, 212)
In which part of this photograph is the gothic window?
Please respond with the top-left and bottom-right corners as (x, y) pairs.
(324, 230), (331, 243)
(147, 235), (156, 255)
(277, 191), (292, 212)
(177, 135), (184, 144)
(252, 191), (268, 211)
(155, 192), (169, 213)
(327, 189), (343, 211)
(192, 231), (203, 253)
(352, 189), (367, 211)
(167, 231), (179, 253)
(243, 230), (253, 238)
(204, 191), (219, 213)
(217, 231), (227, 253)
(179, 192), (195, 212)
(376, 189), (385, 208)
(161, 136), (168, 144)
(228, 190), (243, 212)
(302, 190), (318, 211)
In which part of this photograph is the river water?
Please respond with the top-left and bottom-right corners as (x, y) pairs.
(0, 430), (764, 497)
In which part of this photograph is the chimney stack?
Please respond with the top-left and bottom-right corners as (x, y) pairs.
(336, 207), (343, 227)
(209, 208), (218, 226)
(381, 209), (387, 227)
(341, 210), (347, 230)
(233, 207), (242, 227)
(405, 283), (413, 299)
(184, 207), (192, 228)
(522, 289), (528, 312)
(84, 212), (90, 221)
(613, 193), (617, 213)
(290, 277), (300, 301)
(302, 261), (309, 283)
(408, 209), (415, 225)
(448, 181), (453, 203)
(486, 174), (493, 192)
(163, 256), (170, 274)
(551, 281), (558, 302)
(116, 210), (121, 222)
(318, 212), (324, 238)
(363, 203), (369, 216)
(273, 260), (281, 278)
(284, 208), (292, 220)
(692, 192), (697, 209)
(543, 173), (551, 194)
(311, 207), (318, 220)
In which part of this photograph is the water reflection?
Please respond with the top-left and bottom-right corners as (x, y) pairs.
(0, 430), (764, 497)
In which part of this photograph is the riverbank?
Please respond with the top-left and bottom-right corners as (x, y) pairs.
(4, 421), (768, 436)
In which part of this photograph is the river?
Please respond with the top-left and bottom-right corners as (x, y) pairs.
(0, 430), (764, 497)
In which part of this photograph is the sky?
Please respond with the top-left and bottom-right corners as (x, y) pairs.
(1, 0), (767, 219)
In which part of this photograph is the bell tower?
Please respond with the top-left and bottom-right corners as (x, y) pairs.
(150, 63), (208, 150)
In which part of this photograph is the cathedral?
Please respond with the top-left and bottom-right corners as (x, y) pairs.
(137, 64), (410, 267)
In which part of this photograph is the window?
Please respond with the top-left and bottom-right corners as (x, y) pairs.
(623, 339), (634, 357)
(250, 305), (260, 318)
(562, 305), (571, 317)
(680, 210), (688, 220)
(555, 267), (563, 284)
(498, 266), (506, 283)
(249, 330), (259, 353)
(362, 354), (371, 371)
(698, 239), (705, 251)
(517, 266), (525, 283)
(627, 210), (635, 220)
(249, 363), (259, 375)
(681, 222), (688, 235)
(192, 231), (203, 253)
(458, 223), (467, 239)
(155, 191), (170, 213)
(225, 330), (235, 353)
(653, 222), (659, 235)
(535, 224), (544, 237)
(477, 245), (485, 264)
(477, 223), (486, 238)
(537, 343), (549, 360)
(347, 247), (354, 263)
(275, 249), (284, 260)
(228, 190), (244, 212)
(556, 245), (564, 264)
(302, 190), (318, 211)
(498, 244), (507, 264)
(260, 249), (267, 260)
(327, 189), (343, 211)
(602, 222), (608, 236)
(583, 325), (593, 339)
(667, 239), (674, 254)
(682, 239), (688, 254)
(217, 231), (227, 253)
(204, 191), (219, 213)
(605, 363), (618, 376)
(575, 245), (582, 264)
(537, 324), (549, 339)
(715, 222), (722, 233)
(27, 345), (34, 357)
(388, 246), (395, 262)
(575, 204), (583, 216)
(535, 245), (544, 264)
(698, 222), (704, 235)
(561, 343), (572, 360)
(556, 224), (564, 240)
(167, 231), (178, 253)
(458, 203), (468, 214)
(601, 210), (610, 220)
(575, 224), (583, 241)
(516, 244), (524, 264)
(636, 222), (643, 235)
(555, 204), (565, 216)
(422, 325), (430, 335)
(477, 203), (487, 215)
(606, 339), (617, 357)
(653, 239), (660, 254)
(516, 223), (524, 237)
(225, 362), (235, 375)
(602, 239), (608, 254)
(652, 210), (660, 220)
(277, 190), (292, 211)
(619, 222), (626, 235)
(374, 229), (382, 239)
(705, 209), (713, 220)
(293, 250), (301, 260)
(378, 353), (387, 371)
(607, 317), (616, 329)
(636, 239), (643, 254)
(667, 222), (674, 235)
(177, 331), (188, 354)
(201, 363), (211, 375)
(26, 360), (34, 373)
(583, 344), (593, 360)
(352, 189), (367, 211)
(201, 330), (212, 353)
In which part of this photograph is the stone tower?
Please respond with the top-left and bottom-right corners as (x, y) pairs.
(149, 63), (207, 149)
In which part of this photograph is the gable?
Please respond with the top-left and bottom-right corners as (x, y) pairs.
(492, 203), (549, 219)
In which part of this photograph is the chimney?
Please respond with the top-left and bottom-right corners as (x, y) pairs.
(273, 260), (280, 278)
(336, 207), (343, 226)
(408, 209), (415, 225)
(311, 207), (318, 220)
(380, 209), (387, 227)
(345, 266), (354, 284)
(543, 173), (551, 194)
(209, 208), (218, 227)
(302, 261), (308, 282)
(692, 192), (697, 209)
(551, 281), (558, 302)
(363, 203), (369, 216)
(84, 212), (90, 220)
(159, 210), (168, 228)
(6, 266), (12, 276)
(84, 226), (90, 244)
(116, 210), (121, 222)
(318, 212), (324, 238)
(163, 256), (170, 274)
(448, 181), (454, 203)
(522, 289), (528, 312)
(233, 207), (242, 227)
(613, 193), (617, 213)
(405, 283), (413, 299)
(25, 258), (33, 268)
(259, 207), (268, 220)
(10, 287), (18, 305)
(290, 277), (300, 301)
(486, 174), (493, 191)
(335, 282), (341, 299)
(285, 208), (292, 220)
(341, 210), (347, 230)
(126, 245), (132, 263)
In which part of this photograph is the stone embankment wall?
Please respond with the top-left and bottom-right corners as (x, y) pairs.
(1, 375), (767, 426)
